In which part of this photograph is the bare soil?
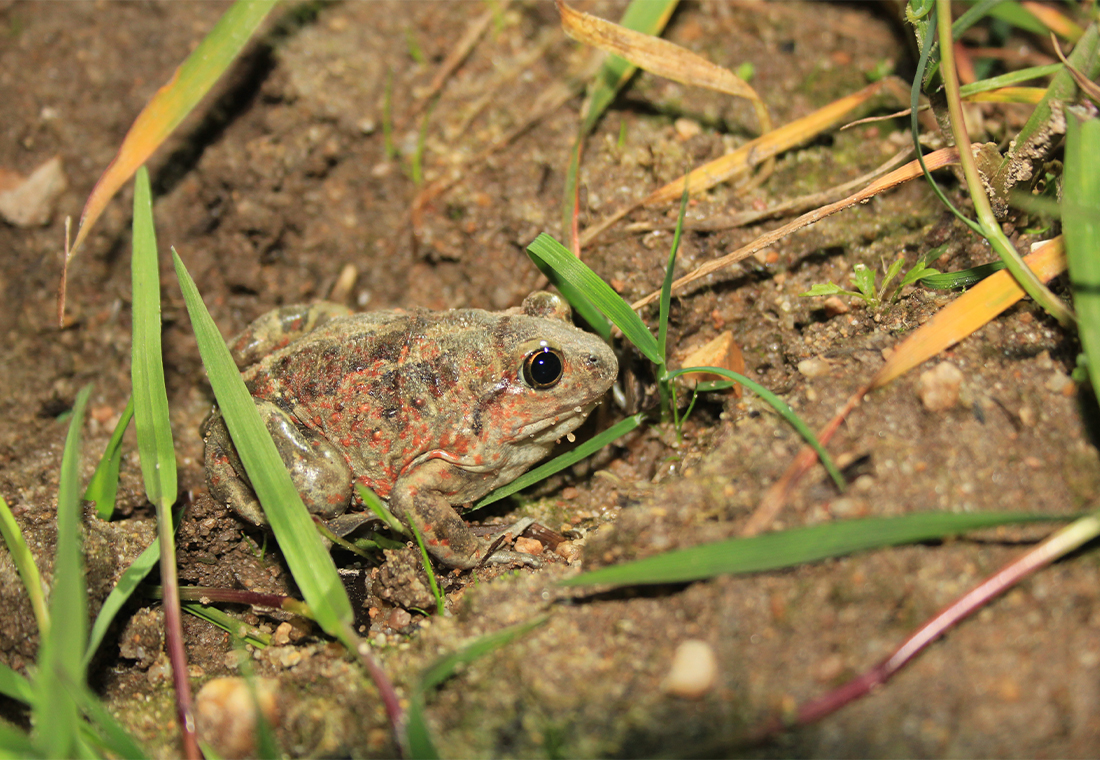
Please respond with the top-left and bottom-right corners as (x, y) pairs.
(1, 1), (1098, 757)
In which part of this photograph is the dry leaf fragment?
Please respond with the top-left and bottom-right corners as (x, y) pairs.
(679, 331), (745, 396)
(0, 156), (68, 227)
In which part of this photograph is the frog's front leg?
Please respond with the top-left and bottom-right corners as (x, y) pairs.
(389, 460), (541, 570)
(203, 400), (353, 524)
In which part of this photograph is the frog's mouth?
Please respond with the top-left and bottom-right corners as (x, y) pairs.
(513, 400), (598, 443)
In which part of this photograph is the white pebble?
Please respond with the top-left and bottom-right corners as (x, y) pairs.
(663, 639), (718, 699)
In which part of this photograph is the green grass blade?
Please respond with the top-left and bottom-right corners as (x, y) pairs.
(920, 261), (1006, 290)
(172, 250), (354, 635)
(562, 511), (1066, 587)
(69, 0), (277, 261)
(83, 395), (134, 519)
(527, 249), (611, 341)
(657, 187), (689, 363)
(180, 603), (272, 648)
(1064, 111), (1100, 390)
(0, 662), (34, 706)
(958, 63), (1063, 97)
(667, 367), (845, 489)
(578, 0), (679, 136)
(131, 167), (177, 508)
(473, 413), (645, 510)
(84, 536), (160, 667)
(405, 616), (548, 759)
(527, 234), (660, 362)
(70, 680), (146, 759)
(0, 494), (49, 638)
(34, 385), (91, 758)
(0, 719), (34, 758)
(407, 520), (445, 615)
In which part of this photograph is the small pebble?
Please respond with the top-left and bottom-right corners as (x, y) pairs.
(514, 536), (544, 556)
(797, 357), (831, 378)
(823, 296), (850, 316)
(554, 541), (580, 563)
(917, 362), (963, 411)
(674, 117), (702, 140)
(663, 639), (718, 699)
(196, 677), (279, 760)
(1045, 370), (1072, 395)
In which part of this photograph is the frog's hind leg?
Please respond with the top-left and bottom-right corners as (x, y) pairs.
(229, 302), (354, 368)
(203, 400), (355, 524)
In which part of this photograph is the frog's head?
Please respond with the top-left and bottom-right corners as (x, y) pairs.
(484, 292), (618, 448)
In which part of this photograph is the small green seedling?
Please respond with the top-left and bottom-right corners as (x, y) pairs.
(802, 248), (944, 308)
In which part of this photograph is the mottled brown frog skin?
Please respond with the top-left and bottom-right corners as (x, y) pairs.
(202, 292), (617, 569)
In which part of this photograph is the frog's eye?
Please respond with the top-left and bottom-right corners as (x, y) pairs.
(522, 346), (564, 389)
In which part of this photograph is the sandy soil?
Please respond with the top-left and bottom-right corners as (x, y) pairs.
(0, 1), (1097, 757)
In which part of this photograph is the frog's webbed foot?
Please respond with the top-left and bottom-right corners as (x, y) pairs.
(477, 517), (542, 568)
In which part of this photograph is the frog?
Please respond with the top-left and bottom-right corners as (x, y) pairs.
(202, 291), (617, 569)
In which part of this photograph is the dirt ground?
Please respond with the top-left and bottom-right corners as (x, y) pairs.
(1, 0), (1098, 757)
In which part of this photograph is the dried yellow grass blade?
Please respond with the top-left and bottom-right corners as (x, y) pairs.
(871, 237), (1066, 389)
(642, 78), (906, 208)
(61, 0), (276, 325)
(965, 86), (1047, 104)
(558, 0), (770, 133)
(1021, 1), (1084, 42)
(581, 78), (908, 245)
(631, 144), (962, 309)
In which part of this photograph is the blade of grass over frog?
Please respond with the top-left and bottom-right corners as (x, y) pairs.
(407, 520), (445, 615)
(84, 395), (134, 519)
(65, 0), (276, 272)
(528, 234), (660, 363)
(84, 537), (160, 667)
(631, 145), (962, 309)
(0, 494), (49, 638)
(1064, 112), (1100, 390)
(132, 167), (198, 760)
(529, 251), (611, 341)
(131, 167), (177, 508)
(563, 511), (1062, 588)
(474, 413), (645, 510)
(406, 616), (549, 758)
(668, 368), (844, 490)
(357, 484), (408, 536)
(172, 250), (354, 636)
(180, 603), (271, 648)
(752, 508), (1100, 741)
(935, 0), (1074, 328)
(560, 0), (678, 242)
(34, 384), (90, 759)
(0, 662), (34, 706)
